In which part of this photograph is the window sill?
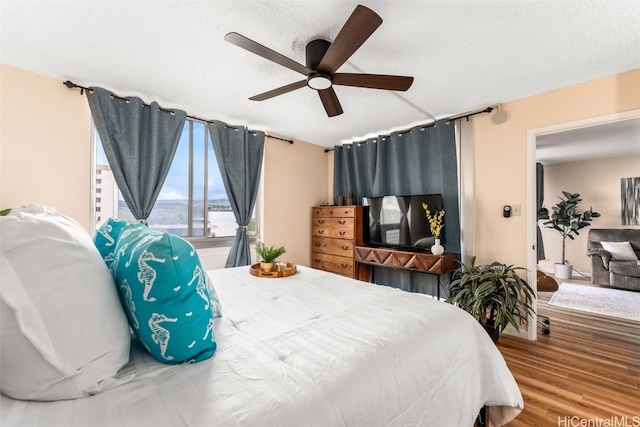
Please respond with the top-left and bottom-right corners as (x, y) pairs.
(186, 235), (258, 249)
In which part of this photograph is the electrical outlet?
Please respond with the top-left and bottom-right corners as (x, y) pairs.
(512, 204), (521, 216)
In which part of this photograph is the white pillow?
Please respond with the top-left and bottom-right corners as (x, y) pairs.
(0, 204), (131, 401)
(600, 241), (638, 261)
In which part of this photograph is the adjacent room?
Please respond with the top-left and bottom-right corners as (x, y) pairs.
(536, 118), (640, 317)
(2, 1), (639, 426)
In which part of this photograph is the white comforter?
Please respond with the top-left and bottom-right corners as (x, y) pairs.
(1, 266), (522, 427)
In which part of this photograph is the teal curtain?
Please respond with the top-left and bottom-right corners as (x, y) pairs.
(208, 122), (264, 267)
(537, 162), (546, 261)
(332, 138), (378, 206)
(333, 120), (459, 296)
(87, 87), (186, 222)
(334, 120), (459, 254)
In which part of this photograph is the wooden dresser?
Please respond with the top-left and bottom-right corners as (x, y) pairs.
(311, 206), (365, 278)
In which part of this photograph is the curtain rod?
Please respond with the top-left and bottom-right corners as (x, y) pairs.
(444, 106), (494, 124)
(63, 80), (294, 145)
(324, 121), (438, 153)
(266, 134), (294, 144)
(324, 105), (495, 153)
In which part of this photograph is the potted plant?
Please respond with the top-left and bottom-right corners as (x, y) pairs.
(446, 256), (535, 342)
(537, 191), (600, 279)
(255, 242), (287, 272)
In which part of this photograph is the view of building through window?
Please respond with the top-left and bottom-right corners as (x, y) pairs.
(94, 120), (257, 241)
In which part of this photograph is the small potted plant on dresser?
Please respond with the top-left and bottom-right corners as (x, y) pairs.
(255, 242), (287, 272)
(446, 256), (535, 342)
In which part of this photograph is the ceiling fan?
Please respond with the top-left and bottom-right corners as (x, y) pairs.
(224, 4), (414, 117)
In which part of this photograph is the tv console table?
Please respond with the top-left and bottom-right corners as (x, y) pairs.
(354, 246), (457, 299)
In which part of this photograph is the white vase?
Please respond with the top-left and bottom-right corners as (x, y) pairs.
(431, 238), (444, 255)
(554, 263), (572, 280)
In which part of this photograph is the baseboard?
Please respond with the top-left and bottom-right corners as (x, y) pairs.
(501, 324), (529, 340)
(536, 265), (591, 279)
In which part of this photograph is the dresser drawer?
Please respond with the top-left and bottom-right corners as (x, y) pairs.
(311, 252), (354, 277)
(392, 251), (457, 274)
(311, 218), (354, 239)
(312, 206), (356, 218)
(312, 237), (354, 257)
(311, 218), (355, 240)
(354, 246), (395, 267)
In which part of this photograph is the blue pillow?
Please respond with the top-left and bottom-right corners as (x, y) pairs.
(112, 224), (218, 364)
(94, 218), (131, 269)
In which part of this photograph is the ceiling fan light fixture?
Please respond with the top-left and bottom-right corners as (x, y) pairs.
(226, 5), (411, 117)
(307, 73), (332, 90)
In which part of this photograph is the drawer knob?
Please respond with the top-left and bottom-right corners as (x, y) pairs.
(341, 263), (349, 268)
(314, 259), (322, 263)
(315, 242), (322, 247)
(318, 219), (325, 224)
(318, 230), (324, 234)
(341, 245), (350, 250)
(338, 220), (346, 225)
(338, 231), (346, 236)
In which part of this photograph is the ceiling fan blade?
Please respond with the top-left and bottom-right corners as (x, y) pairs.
(225, 32), (311, 76)
(249, 80), (307, 101)
(317, 5), (383, 74)
(333, 73), (414, 91)
(318, 88), (343, 117)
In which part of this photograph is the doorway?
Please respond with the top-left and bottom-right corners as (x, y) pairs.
(526, 109), (640, 339)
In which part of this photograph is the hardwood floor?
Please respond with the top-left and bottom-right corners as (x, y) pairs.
(497, 278), (640, 426)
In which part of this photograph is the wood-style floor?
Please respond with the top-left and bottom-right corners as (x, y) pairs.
(497, 277), (640, 426)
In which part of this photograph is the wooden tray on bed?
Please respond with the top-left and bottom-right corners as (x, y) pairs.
(250, 262), (297, 278)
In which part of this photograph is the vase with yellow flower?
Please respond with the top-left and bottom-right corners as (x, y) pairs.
(422, 202), (445, 255)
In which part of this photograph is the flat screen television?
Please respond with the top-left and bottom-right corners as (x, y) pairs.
(362, 194), (443, 251)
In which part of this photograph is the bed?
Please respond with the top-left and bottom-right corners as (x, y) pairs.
(1, 264), (523, 427)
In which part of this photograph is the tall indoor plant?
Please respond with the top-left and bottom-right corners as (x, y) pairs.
(446, 257), (535, 342)
(537, 191), (600, 279)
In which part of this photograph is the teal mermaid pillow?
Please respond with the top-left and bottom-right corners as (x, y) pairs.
(112, 224), (220, 364)
(94, 218), (131, 269)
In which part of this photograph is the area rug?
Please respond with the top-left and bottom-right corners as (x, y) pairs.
(549, 282), (640, 322)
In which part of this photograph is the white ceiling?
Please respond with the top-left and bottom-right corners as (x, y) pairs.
(2, 0), (640, 151)
(536, 118), (640, 164)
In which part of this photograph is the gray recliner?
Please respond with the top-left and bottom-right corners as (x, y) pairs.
(587, 229), (640, 292)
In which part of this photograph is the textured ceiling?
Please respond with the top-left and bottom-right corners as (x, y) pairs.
(2, 0), (640, 150)
(536, 118), (640, 164)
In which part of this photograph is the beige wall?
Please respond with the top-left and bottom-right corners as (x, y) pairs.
(473, 69), (640, 273)
(539, 155), (640, 274)
(0, 64), (328, 268)
(4, 64), (638, 274)
(1, 64), (93, 228)
(262, 134), (329, 267)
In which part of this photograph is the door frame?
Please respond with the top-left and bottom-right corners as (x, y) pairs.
(526, 108), (640, 340)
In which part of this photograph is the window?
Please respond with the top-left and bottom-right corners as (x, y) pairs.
(93, 120), (259, 247)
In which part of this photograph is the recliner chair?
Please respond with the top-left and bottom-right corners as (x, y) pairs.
(587, 229), (640, 291)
